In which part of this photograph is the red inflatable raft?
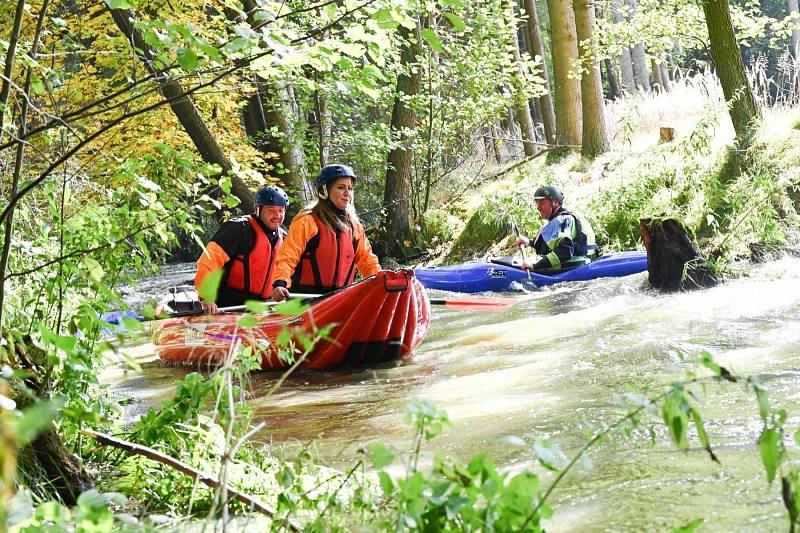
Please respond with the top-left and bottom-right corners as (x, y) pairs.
(151, 270), (430, 370)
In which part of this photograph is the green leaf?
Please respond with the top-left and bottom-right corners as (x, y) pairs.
(365, 442), (396, 469)
(533, 439), (567, 472)
(6, 490), (35, 527)
(120, 316), (144, 332)
(245, 300), (272, 313)
(274, 298), (309, 316)
(14, 401), (57, 447)
(759, 426), (781, 484)
(237, 314), (259, 328)
(178, 48), (198, 70)
(81, 257), (105, 282)
(443, 13), (466, 32)
(219, 175), (232, 194)
(378, 471), (395, 494)
(30, 76), (46, 95)
(420, 28), (443, 52)
(197, 269), (223, 303)
(672, 518), (704, 533)
(105, 0), (134, 8)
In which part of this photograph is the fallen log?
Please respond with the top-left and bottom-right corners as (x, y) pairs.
(640, 218), (718, 291)
(81, 429), (300, 531)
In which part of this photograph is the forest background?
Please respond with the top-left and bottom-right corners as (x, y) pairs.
(2, 0), (800, 530)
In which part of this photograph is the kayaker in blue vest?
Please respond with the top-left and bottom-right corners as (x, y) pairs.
(195, 185), (289, 313)
(515, 185), (598, 272)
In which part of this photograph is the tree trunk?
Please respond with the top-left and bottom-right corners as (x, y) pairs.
(315, 88), (331, 168)
(482, 125), (495, 162)
(659, 60), (672, 91)
(702, 0), (761, 143)
(573, 0), (610, 157)
(789, 0), (800, 58)
(3, 333), (94, 505)
(0, 0), (49, 334)
(625, 0), (651, 92)
(382, 22), (422, 258)
(492, 121), (504, 163)
(652, 58), (664, 91)
(523, 0), (557, 144)
(510, 1), (538, 157)
(244, 80), (308, 205)
(108, 8), (254, 213)
(602, 58), (622, 99)
(611, 0), (636, 93)
(0, 0), (26, 147)
(640, 218), (718, 291)
(546, 0), (582, 147)
(240, 0), (307, 204)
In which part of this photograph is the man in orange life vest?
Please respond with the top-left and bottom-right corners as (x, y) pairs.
(270, 164), (380, 301)
(195, 185), (288, 313)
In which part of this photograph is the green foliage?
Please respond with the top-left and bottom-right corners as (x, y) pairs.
(8, 489), (145, 532)
(446, 198), (514, 262)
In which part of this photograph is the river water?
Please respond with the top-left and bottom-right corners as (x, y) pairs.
(107, 257), (800, 532)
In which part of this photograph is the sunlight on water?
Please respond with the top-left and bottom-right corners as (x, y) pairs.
(107, 257), (800, 532)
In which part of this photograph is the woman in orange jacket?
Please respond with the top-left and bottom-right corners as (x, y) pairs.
(270, 164), (380, 301)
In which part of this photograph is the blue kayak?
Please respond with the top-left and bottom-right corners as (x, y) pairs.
(414, 251), (648, 293)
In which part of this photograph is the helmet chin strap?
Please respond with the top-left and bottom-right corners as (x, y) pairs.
(318, 186), (328, 200)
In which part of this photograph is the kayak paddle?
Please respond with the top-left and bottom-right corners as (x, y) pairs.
(429, 297), (516, 311)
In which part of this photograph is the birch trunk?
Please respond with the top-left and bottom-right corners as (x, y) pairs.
(625, 0), (651, 91)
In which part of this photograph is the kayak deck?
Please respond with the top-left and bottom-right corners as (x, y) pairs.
(414, 251), (648, 293)
(151, 270), (431, 369)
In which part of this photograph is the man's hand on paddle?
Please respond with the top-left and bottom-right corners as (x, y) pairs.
(271, 286), (291, 302)
(515, 236), (530, 247)
(200, 300), (218, 314)
(521, 261), (535, 272)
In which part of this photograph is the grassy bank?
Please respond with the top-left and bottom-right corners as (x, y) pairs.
(421, 72), (800, 270)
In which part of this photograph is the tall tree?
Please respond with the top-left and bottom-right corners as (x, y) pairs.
(0, 0), (48, 333)
(109, 8), (255, 212)
(523, 0), (557, 144)
(546, 0), (582, 147)
(0, 0), (25, 147)
(790, 0), (800, 57)
(382, 21), (422, 257)
(702, 0), (761, 143)
(573, 0), (610, 157)
(659, 60), (672, 91)
(510, 2), (538, 157)
(240, 0), (307, 203)
(611, 0), (636, 92)
(625, 0), (651, 91)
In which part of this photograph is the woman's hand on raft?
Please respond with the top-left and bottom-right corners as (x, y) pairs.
(201, 300), (218, 314)
(271, 286), (291, 302)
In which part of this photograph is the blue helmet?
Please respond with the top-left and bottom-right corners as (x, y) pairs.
(315, 164), (356, 190)
(254, 185), (289, 207)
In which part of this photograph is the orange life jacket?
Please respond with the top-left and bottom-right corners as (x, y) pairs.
(292, 215), (357, 293)
(222, 215), (282, 303)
